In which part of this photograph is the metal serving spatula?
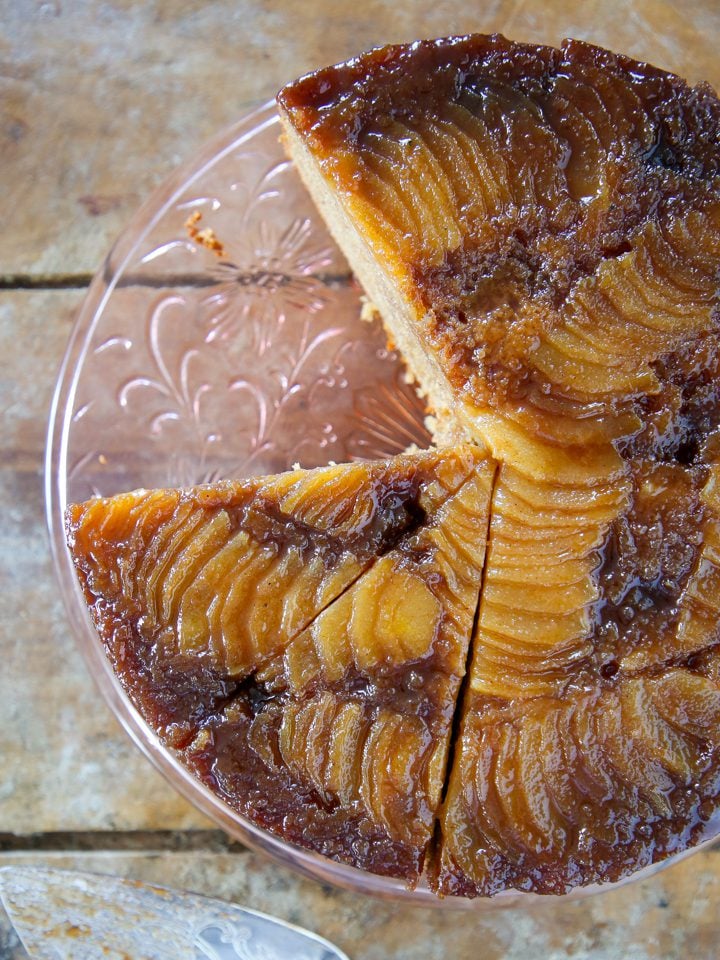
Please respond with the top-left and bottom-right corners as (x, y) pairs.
(0, 866), (350, 960)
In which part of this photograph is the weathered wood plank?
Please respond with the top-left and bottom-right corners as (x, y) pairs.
(1, 845), (719, 959)
(0, 289), (208, 832)
(2, 0), (718, 275)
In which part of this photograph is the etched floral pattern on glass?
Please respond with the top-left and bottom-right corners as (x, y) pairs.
(65, 113), (430, 504)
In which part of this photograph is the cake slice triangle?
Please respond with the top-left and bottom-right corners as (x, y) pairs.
(183, 454), (494, 879)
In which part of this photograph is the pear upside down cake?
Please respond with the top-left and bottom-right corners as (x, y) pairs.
(66, 34), (720, 897)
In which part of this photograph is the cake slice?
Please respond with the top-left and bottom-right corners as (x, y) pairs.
(66, 444), (495, 880)
(279, 34), (720, 895)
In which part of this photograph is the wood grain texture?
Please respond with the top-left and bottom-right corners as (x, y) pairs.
(1, 847), (720, 960)
(1, 0), (718, 275)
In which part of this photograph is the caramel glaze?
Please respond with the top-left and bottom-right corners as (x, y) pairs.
(437, 647), (720, 897)
(594, 461), (706, 672)
(185, 649), (455, 878)
(279, 34), (720, 411)
(595, 333), (720, 674)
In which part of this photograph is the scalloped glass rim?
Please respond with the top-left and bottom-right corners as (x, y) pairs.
(44, 100), (717, 908)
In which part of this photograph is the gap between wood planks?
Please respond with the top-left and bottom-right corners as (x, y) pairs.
(0, 271), (354, 291)
(0, 274), (94, 290)
(0, 830), (249, 853)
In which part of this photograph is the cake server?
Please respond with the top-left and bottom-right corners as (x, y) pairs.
(0, 866), (350, 960)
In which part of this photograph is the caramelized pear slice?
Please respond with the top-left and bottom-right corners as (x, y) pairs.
(435, 654), (720, 896)
(265, 690), (437, 844)
(468, 465), (628, 700)
(601, 461), (717, 674)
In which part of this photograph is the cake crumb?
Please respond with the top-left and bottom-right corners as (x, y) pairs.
(359, 296), (380, 324)
(185, 210), (226, 258)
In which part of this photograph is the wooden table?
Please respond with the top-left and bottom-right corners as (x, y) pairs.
(2, 2), (719, 957)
